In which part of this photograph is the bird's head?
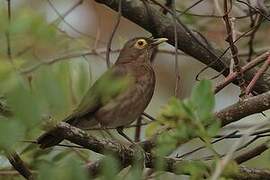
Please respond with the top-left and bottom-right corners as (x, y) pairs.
(116, 37), (168, 64)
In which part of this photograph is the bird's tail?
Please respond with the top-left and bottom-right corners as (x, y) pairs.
(36, 129), (64, 149)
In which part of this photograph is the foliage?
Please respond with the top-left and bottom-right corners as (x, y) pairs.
(147, 80), (220, 156)
(0, 5), (93, 180)
(0, 1), (269, 179)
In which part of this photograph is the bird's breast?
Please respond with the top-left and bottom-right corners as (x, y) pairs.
(95, 63), (156, 128)
(135, 64), (156, 100)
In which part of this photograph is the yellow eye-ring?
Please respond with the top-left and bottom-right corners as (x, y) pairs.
(134, 39), (147, 49)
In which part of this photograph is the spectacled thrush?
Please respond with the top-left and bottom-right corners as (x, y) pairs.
(37, 37), (168, 148)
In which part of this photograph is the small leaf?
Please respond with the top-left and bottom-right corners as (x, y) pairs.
(220, 160), (239, 178)
(52, 151), (71, 163)
(6, 79), (42, 128)
(0, 118), (25, 150)
(101, 154), (120, 180)
(159, 97), (190, 124)
(38, 157), (88, 180)
(206, 120), (220, 137)
(180, 161), (209, 179)
(156, 133), (177, 156)
(145, 122), (159, 138)
(190, 80), (214, 123)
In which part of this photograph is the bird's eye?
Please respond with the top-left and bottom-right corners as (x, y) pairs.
(134, 39), (147, 49)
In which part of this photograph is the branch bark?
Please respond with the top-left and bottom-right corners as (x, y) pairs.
(54, 122), (270, 179)
(7, 152), (35, 180)
(216, 91), (270, 126)
(234, 140), (270, 164)
(53, 122), (208, 176)
(94, 0), (270, 94)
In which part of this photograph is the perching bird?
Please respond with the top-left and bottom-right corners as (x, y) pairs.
(37, 37), (168, 148)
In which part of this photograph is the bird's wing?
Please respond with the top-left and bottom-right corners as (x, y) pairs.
(66, 65), (132, 121)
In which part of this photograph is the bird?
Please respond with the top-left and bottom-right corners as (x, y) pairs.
(36, 37), (168, 148)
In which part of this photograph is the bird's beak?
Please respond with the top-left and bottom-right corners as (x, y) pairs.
(151, 38), (168, 46)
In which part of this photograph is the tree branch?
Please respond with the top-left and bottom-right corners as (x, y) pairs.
(94, 0), (270, 94)
(234, 140), (270, 164)
(52, 122), (270, 179)
(232, 166), (270, 180)
(7, 152), (35, 180)
(51, 122), (208, 176)
(216, 91), (270, 126)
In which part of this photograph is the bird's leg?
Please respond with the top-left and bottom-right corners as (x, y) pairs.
(116, 126), (134, 144)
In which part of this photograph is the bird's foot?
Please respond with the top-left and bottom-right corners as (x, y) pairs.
(116, 127), (135, 144)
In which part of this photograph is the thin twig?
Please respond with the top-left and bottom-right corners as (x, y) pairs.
(5, 0), (12, 63)
(222, 0), (245, 92)
(214, 51), (270, 93)
(245, 54), (270, 95)
(176, 130), (239, 159)
(149, 0), (229, 74)
(52, 0), (84, 25)
(247, 1), (262, 62)
(195, 18), (267, 81)
(142, 112), (156, 121)
(172, 0), (180, 97)
(105, 0), (122, 68)
(21, 140), (85, 149)
(178, 0), (205, 16)
(46, 0), (97, 40)
(237, 0), (270, 21)
(161, 0), (172, 14)
(210, 120), (270, 180)
(176, 10), (255, 19)
(134, 117), (142, 142)
(19, 48), (184, 75)
(234, 140), (270, 164)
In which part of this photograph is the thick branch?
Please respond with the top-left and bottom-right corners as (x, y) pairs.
(7, 152), (35, 180)
(55, 122), (270, 179)
(234, 141), (270, 164)
(54, 122), (207, 176)
(232, 166), (270, 180)
(94, 0), (270, 94)
(216, 91), (270, 126)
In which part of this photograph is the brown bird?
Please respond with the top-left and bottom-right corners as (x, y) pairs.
(37, 37), (168, 148)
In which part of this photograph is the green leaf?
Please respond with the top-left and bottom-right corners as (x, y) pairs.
(206, 120), (220, 137)
(190, 80), (214, 123)
(145, 122), (159, 138)
(156, 133), (177, 156)
(70, 60), (91, 101)
(0, 118), (25, 150)
(101, 154), (120, 180)
(158, 97), (190, 125)
(179, 161), (209, 179)
(221, 160), (239, 178)
(52, 151), (71, 163)
(32, 62), (71, 117)
(6, 79), (42, 128)
(0, 60), (24, 83)
(38, 157), (88, 180)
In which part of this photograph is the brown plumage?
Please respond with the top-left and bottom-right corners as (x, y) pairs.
(37, 37), (168, 148)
